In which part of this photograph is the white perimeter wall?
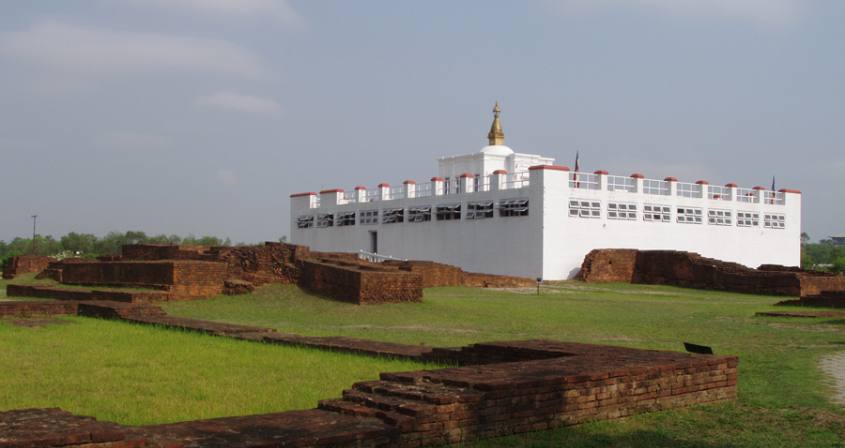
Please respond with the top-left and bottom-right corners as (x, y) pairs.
(291, 169), (801, 281)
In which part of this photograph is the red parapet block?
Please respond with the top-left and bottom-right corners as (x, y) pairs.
(529, 165), (571, 172)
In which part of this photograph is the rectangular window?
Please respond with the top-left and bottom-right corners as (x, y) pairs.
(764, 213), (785, 229)
(707, 209), (732, 226)
(607, 202), (637, 220)
(436, 204), (462, 221)
(643, 204), (671, 222)
(407, 206), (432, 223)
(337, 211), (356, 226)
(676, 207), (703, 224)
(736, 211), (759, 227)
(569, 199), (601, 219)
(499, 199), (529, 217)
(359, 210), (379, 225)
(316, 213), (334, 228)
(382, 208), (404, 224)
(467, 201), (494, 220)
(296, 215), (314, 229)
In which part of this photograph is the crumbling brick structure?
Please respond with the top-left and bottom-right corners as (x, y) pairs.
(300, 259), (423, 304)
(2, 255), (55, 279)
(578, 249), (845, 297)
(58, 260), (227, 299)
(384, 260), (536, 289)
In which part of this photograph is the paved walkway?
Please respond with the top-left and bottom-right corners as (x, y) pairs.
(821, 351), (845, 406)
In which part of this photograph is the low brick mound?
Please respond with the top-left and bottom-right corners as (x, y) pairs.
(776, 291), (845, 308)
(577, 249), (845, 297)
(1, 255), (55, 280)
(0, 408), (137, 447)
(135, 409), (394, 448)
(756, 310), (845, 318)
(0, 301), (78, 318)
(6, 284), (172, 304)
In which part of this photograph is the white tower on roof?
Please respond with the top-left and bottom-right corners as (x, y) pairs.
(438, 102), (553, 179)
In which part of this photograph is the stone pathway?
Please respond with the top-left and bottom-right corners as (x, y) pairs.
(821, 351), (845, 406)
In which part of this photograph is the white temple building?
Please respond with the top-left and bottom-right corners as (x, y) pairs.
(290, 104), (802, 280)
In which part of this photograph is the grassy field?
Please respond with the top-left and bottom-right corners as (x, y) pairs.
(0, 316), (431, 426)
(160, 282), (845, 447)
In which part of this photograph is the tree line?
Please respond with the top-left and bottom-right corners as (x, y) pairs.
(802, 234), (845, 273)
(0, 231), (232, 262)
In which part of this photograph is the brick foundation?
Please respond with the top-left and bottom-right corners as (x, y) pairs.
(0, 334), (737, 447)
(57, 260), (227, 299)
(301, 260), (423, 304)
(578, 249), (845, 297)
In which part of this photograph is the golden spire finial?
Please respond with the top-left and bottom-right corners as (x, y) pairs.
(487, 101), (505, 145)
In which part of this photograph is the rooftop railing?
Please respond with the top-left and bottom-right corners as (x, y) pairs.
(569, 172), (600, 190)
(302, 170), (791, 209)
(643, 179), (671, 196)
(607, 175), (637, 193)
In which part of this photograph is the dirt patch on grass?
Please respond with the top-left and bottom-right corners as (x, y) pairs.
(821, 351), (845, 407)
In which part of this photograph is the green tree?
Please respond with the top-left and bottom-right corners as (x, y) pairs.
(833, 257), (845, 274)
(60, 232), (98, 255)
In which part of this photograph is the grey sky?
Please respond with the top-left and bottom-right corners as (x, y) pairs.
(1, 1), (842, 243)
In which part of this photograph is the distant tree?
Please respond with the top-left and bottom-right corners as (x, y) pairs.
(801, 232), (810, 245)
(60, 232), (97, 255)
(279, 236), (288, 243)
(833, 257), (845, 274)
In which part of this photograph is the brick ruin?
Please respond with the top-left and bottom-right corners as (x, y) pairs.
(1, 255), (55, 280)
(577, 249), (845, 300)
(5, 243), (534, 304)
(0, 298), (738, 448)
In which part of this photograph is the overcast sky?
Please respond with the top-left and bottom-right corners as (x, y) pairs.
(1, 1), (842, 243)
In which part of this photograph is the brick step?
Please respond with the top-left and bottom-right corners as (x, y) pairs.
(123, 315), (276, 337)
(353, 380), (482, 405)
(318, 399), (416, 431)
(341, 388), (439, 419)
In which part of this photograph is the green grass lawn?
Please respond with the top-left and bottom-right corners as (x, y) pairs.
(161, 282), (845, 447)
(0, 316), (430, 426)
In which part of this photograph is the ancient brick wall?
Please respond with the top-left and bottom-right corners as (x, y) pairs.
(462, 272), (536, 288)
(210, 242), (306, 285)
(301, 260), (422, 304)
(0, 300), (78, 317)
(576, 249), (638, 282)
(121, 244), (209, 260)
(57, 260), (226, 299)
(1, 255), (55, 279)
(576, 249), (839, 297)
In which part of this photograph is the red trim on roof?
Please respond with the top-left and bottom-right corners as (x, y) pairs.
(430, 176), (445, 182)
(594, 170), (609, 175)
(528, 165), (570, 172)
(459, 172), (475, 178)
(354, 186), (367, 191)
(492, 169), (508, 175)
(289, 192), (316, 198)
(403, 179), (416, 185)
(752, 185), (766, 190)
(779, 188), (801, 194)
(724, 182), (738, 188)
(664, 176), (678, 182)
(377, 183), (390, 188)
(630, 173), (645, 179)
(319, 188), (344, 194)
(695, 180), (709, 185)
